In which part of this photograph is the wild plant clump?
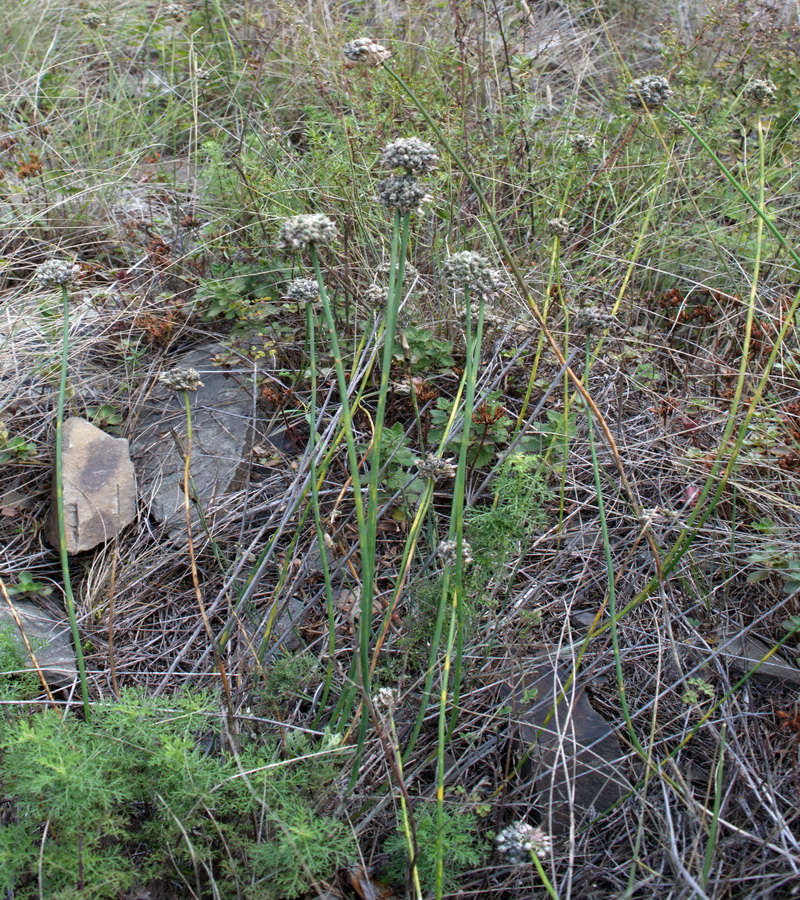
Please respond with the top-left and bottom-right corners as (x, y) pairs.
(276, 214), (338, 251)
(625, 74), (673, 110)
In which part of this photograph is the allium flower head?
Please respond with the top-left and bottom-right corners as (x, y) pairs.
(35, 259), (81, 287)
(285, 277), (319, 303)
(742, 78), (776, 106)
(547, 218), (572, 240)
(363, 283), (389, 305)
(496, 822), (552, 863)
(381, 137), (439, 174)
(375, 687), (399, 713)
(160, 4), (186, 21)
(276, 214), (338, 252)
(569, 133), (597, 154)
(625, 75), (672, 111)
(444, 251), (497, 295)
(437, 539), (474, 567)
(376, 175), (430, 213)
(343, 37), (391, 67)
(80, 12), (104, 29)
(158, 367), (204, 392)
(416, 454), (457, 480)
(573, 306), (614, 335)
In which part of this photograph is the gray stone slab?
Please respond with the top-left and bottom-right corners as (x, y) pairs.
(45, 416), (137, 553)
(0, 598), (77, 690)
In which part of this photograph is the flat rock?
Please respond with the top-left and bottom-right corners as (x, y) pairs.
(715, 627), (800, 685)
(45, 417), (137, 553)
(133, 345), (278, 538)
(0, 598), (77, 690)
(502, 656), (633, 834)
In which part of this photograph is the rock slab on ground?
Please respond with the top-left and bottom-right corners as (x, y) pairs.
(133, 345), (266, 538)
(45, 416), (137, 553)
(0, 598), (78, 690)
(503, 656), (633, 835)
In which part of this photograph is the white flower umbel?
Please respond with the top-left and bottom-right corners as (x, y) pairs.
(546, 217), (572, 240)
(285, 277), (320, 303)
(375, 175), (430, 213)
(381, 138), (439, 174)
(343, 37), (391, 67)
(742, 78), (776, 106)
(436, 539), (474, 567)
(35, 259), (81, 287)
(158, 367), (204, 392)
(276, 214), (338, 252)
(625, 75), (672, 111)
(80, 12), (104, 29)
(416, 454), (456, 480)
(573, 306), (614, 335)
(569, 133), (597, 154)
(444, 251), (497, 296)
(496, 822), (552, 864)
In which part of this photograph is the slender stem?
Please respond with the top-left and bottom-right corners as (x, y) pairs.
(55, 283), (91, 719)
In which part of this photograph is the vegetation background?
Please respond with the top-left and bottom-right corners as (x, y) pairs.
(1, 0), (800, 897)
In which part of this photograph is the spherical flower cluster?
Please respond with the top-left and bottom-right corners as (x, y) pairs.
(381, 138), (439, 174)
(437, 539), (474, 567)
(416, 454), (457, 480)
(444, 251), (498, 296)
(624, 75), (672, 111)
(742, 78), (776, 106)
(573, 306), (614, 335)
(160, 4), (186, 21)
(546, 217), (572, 240)
(374, 687), (399, 714)
(375, 175), (430, 213)
(276, 214), (338, 252)
(343, 37), (391, 67)
(496, 822), (552, 863)
(158, 367), (204, 392)
(80, 12), (104, 29)
(285, 277), (320, 303)
(35, 259), (81, 287)
(569, 133), (597, 154)
(362, 283), (389, 305)
(670, 113), (699, 135)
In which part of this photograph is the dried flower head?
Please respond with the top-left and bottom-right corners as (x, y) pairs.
(35, 259), (81, 287)
(625, 75), (672, 111)
(569, 133), (597, 154)
(437, 539), (474, 567)
(376, 175), (430, 213)
(375, 687), (399, 714)
(444, 251), (498, 295)
(381, 137), (439, 174)
(158, 367), (204, 392)
(496, 822), (552, 863)
(285, 277), (320, 303)
(742, 78), (777, 106)
(362, 283), (389, 305)
(80, 12), (104, 29)
(573, 306), (614, 335)
(670, 113), (700, 135)
(160, 4), (186, 21)
(276, 214), (338, 252)
(343, 37), (391, 67)
(546, 217), (572, 240)
(416, 454), (457, 480)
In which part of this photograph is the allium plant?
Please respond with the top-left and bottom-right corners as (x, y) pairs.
(276, 214), (338, 252)
(381, 137), (439, 174)
(343, 37), (391, 67)
(625, 74), (672, 111)
(742, 78), (776, 106)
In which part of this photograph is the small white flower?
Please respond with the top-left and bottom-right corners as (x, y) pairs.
(375, 687), (399, 713)
(285, 277), (320, 303)
(496, 821), (552, 863)
(444, 251), (498, 296)
(437, 539), (473, 567)
(35, 259), (81, 287)
(362, 283), (389, 305)
(742, 78), (776, 106)
(416, 454), (457, 480)
(546, 217), (572, 240)
(569, 133), (596, 154)
(375, 175), (430, 213)
(276, 214), (338, 252)
(572, 306), (614, 335)
(158, 367), (204, 392)
(625, 74), (672, 111)
(343, 37), (391, 67)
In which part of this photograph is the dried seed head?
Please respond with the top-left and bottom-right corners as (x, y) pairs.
(444, 251), (498, 295)
(670, 113), (700, 135)
(416, 454), (457, 480)
(35, 259), (81, 287)
(343, 37), (391, 67)
(573, 306), (614, 335)
(160, 4), (186, 21)
(276, 214), (338, 252)
(625, 75), (672, 111)
(381, 137), (439, 174)
(376, 175), (430, 213)
(80, 12), (104, 29)
(569, 133), (597, 154)
(546, 217), (572, 240)
(158, 367), (204, 392)
(436, 539), (474, 567)
(374, 687), (399, 713)
(285, 277), (320, 303)
(742, 78), (777, 106)
(362, 283), (389, 305)
(496, 822), (552, 863)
